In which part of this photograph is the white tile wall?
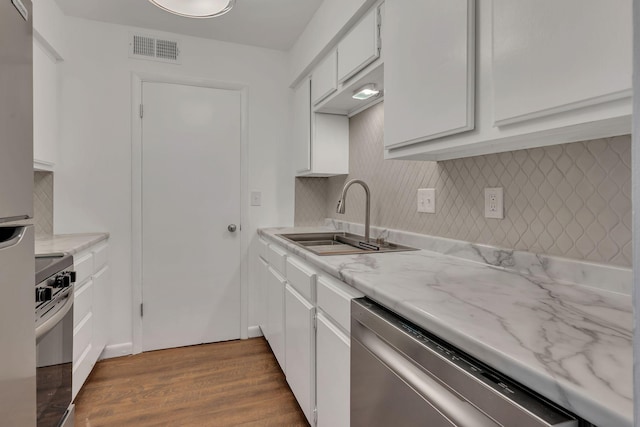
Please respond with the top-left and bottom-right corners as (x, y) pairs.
(34, 171), (54, 236)
(295, 102), (632, 267)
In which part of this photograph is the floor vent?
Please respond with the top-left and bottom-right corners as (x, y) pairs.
(130, 34), (181, 64)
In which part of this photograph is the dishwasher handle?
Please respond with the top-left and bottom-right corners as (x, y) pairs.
(356, 324), (500, 427)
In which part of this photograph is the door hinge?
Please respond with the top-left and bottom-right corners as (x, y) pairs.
(313, 408), (318, 426)
(139, 104), (143, 119)
(377, 6), (382, 55)
(140, 303), (144, 317)
(313, 313), (317, 331)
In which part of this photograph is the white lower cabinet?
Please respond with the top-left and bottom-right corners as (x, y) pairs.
(316, 313), (350, 427)
(266, 266), (286, 371)
(285, 285), (316, 424)
(259, 243), (364, 426)
(72, 241), (110, 400)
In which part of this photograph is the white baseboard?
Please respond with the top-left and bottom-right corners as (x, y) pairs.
(100, 342), (133, 360)
(248, 325), (263, 338)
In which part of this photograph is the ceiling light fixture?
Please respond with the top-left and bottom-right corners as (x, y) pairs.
(148, 0), (235, 18)
(352, 83), (381, 100)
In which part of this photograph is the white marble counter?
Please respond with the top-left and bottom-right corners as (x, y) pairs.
(36, 233), (109, 256)
(259, 225), (632, 427)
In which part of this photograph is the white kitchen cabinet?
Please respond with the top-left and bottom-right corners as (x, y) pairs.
(293, 78), (349, 177)
(285, 285), (316, 424)
(266, 266), (286, 372)
(293, 78), (312, 174)
(316, 313), (350, 427)
(33, 39), (58, 170)
(72, 240), (110, 399)
(312, 50), (338, 106)
(257, 257), (269, 337)
(385, 0), (631, 161)
(384, 0), (475, 150)
(337, 6), (381, 84)
(492, 0), (631, 127)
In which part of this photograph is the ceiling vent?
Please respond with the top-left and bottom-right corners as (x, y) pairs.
(129, 34), (181, 64)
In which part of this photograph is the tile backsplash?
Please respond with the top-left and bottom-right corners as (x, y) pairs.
(34, 171), (54, 236)
(294, 102), (631, 267)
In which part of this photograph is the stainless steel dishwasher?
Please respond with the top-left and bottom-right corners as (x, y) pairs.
(351, 298), (580, 427)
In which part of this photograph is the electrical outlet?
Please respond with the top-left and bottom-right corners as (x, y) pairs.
(484, 188), (503, 219)
(417, 188), (436, 213)
(250, 191), (262, 206)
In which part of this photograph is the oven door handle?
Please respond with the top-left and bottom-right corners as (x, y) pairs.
(36, 291), (74, 341)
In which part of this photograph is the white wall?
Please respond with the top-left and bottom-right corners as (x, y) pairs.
(54, 16), (294, 353)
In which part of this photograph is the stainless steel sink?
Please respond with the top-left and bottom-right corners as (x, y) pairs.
(277, 232), (419, 256)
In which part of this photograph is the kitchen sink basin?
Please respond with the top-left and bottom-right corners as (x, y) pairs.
(277, 232), (419, 256)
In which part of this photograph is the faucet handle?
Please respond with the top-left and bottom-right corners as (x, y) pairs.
(336, 199), (345, 214)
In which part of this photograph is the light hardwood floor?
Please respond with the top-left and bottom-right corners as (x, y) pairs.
(75, 338), (309, 426)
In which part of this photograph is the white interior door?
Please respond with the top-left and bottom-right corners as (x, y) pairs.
(141, 81), (241, 352)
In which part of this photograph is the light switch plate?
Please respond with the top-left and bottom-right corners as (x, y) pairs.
(417, 188), (436, 213)
(484, 188), (503, 219)
(250, 191), (262, 206)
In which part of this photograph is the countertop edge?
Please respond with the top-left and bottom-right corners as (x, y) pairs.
(35, 233), (110, 256)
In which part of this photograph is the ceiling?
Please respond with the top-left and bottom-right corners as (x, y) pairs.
(54, 0), (324, 51)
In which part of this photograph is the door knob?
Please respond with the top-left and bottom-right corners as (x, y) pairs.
(228, 224), (237, 232)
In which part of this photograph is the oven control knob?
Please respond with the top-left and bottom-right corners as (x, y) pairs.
(53, 276), (64, 288)
(68, 271), (76, 283)
(62, 274), (71, 287)
(35, 287), (52, 303)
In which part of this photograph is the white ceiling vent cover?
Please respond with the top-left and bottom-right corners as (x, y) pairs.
(129, 34), (181, 64)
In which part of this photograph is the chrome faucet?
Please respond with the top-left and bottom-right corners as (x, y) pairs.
(336, 179), (371, 243)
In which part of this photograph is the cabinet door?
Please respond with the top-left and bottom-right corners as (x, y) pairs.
(492, 0), (632, 126)
(257, 257), (269, 337)
(384, 0), (475, 149)
(285, 285), (315, 424)
(90, 266), (109, 363)
(312, 50), (338, 105)
(293, 78), (311, 175)
(316, 313), (350, 427)
(337, 7), (380, 83)
(33, 39), (58, 168)
(267, 267), (286, 371)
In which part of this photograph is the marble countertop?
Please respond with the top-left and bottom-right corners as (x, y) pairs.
(35, 233), (109, 256)
(259, 226), (632, 427)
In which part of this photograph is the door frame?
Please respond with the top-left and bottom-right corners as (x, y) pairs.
(131, 72), (250, 354)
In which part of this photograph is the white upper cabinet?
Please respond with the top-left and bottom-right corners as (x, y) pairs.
(383, 0), (475, 150)
(492, 0), (632, 126)
(337, 7), (381, 84)
(293, 77), (349, 177)
(33, 40), (59, 170)
(312, 50), (338, 106)
(293, 77), (312, 174)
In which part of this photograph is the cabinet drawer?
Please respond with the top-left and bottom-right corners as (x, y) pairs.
(73, 279), (93, 328)
(258, 238), (270, 262)
(268, 244), (288, 275)
(93, 243), (108, 272)
(74, 252), (93, 286)
(317, 275), (364, 334)
(73, 312), (92, 364)
(286, 257), (316, 303)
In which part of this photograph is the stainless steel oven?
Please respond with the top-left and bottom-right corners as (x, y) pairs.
(351, 298), (579, 427)
(35, 254), (76, 427)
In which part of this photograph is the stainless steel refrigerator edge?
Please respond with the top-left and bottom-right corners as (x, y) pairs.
(0, 0), (37, 425)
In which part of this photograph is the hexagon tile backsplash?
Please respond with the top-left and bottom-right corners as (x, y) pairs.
(294, 102), (631, 267)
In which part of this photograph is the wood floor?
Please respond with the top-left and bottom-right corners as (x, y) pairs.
(75, 338), (308, 426)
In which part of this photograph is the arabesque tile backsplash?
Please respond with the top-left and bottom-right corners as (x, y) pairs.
(294, 102), (631, 267)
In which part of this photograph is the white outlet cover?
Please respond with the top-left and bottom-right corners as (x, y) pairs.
(484, 188), (503, 219)
(417, 188), (436, 213)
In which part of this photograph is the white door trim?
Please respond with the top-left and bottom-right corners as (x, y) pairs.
(131, 72), (250, 355)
